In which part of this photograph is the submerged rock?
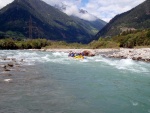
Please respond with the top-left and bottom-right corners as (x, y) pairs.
(4, 73), (12, 76)
(7, 63), (14, 67)
(3, 65), (7, 69)
(3, 58), (11, 61)
(11, 58), (16, 61)
(20, 59), (24, 62)
(4, 69), (11, 71)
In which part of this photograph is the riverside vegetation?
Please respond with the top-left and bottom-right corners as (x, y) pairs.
(0, 39), (49, 49)
(0, 29), (150, 49)
(90, 29), (150, 49)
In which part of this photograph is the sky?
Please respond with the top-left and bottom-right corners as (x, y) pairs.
(0, 0), (145, 22)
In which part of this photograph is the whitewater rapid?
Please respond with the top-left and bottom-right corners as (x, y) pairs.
(0, 50), (150, 74)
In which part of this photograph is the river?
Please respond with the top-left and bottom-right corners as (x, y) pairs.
(0, 50), (150, 113)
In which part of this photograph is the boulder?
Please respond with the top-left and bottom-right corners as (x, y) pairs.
(82, 50), (95, 57)
(3, 58), (11, 60)
(11, 58), (17, 62)
(137, 57), (142, 61)
(2, 65), (10, 71)
(7, 63), (14, 67)
(4, 69), (10, 71)
(132, 57), (137, 60)
(2, 65), (7, 69)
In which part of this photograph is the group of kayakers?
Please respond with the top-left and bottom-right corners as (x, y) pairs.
(68, 50), (95, 59)
(68, 51), (84, 59)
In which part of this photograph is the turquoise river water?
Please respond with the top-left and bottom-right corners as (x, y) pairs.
(0, 50), (150, 113)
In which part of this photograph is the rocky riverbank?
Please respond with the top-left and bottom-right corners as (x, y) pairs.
(31, 48), (150, 62)
(102, 48), (150, 62)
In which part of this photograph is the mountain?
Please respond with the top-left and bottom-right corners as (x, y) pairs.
(71, 9), (107, 35)
(55, 4), (107, 35)
(0, 0), (100, 43)
(70, 15), (106, 35)
(95, 0), (150, 39)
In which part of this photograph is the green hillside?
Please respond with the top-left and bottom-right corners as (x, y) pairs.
(90, 29), (150, 48)
(71, 16), (107, 35)
(95, 0), (150, 39)
(0, 0), (99, 43)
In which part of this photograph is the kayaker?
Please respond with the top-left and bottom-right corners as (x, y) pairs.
(68, 51), (75, 57)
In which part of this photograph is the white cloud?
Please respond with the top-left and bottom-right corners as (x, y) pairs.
(83, 0), (145, 22)
(42, 0), (97, 21)
(61, 3), (97, 21)
(0, 0), (13, 8)
(0, 0), (146, 22)
(43, 0), (81, 6)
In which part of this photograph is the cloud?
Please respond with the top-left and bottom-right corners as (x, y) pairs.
(44, 0), (81, 6)
(44, 0), (97, 21)
(0, 0), (145, 22)
(83, 0), (145, 22)
(61, 4), (97, 21)
(0, 0), (13, 8)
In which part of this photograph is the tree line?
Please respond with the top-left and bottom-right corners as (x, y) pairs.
(0, 39), (50, 49)
(89, 29), (150, 48)
(0, 29), (150, 49)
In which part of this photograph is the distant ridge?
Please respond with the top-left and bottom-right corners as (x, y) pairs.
(54, 4), (107, 35)
(95, 0), (150, 39)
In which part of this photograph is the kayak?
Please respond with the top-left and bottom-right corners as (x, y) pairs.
(74, 55), (84, 59)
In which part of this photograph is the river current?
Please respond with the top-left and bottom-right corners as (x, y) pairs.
(0, 50), (150, 113)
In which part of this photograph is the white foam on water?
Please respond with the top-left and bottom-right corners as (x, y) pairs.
(0, 59), (9, 63)
(0, 51), (150, 73)
(52, 52), (68, 57)
(14, 52), (39, 60)
(0, 50), (39, 65)
(14, 52), (40, 65)
(132, 102), (139, 106)
(29, 52), (68, 64)
(52, 52), (62, 57)
(26, 51), (150, 73)
(80, 59), (89, 63)
(91, 55), (150, 73)
(130, 100), (139, 106)
(4, 79), (13, 83)
(36, 52), (70, 64)
(116, 59), (149, 73)
(40, 54), (51, 62)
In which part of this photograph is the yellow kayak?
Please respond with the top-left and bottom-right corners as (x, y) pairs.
(74, 55), (84, 59)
